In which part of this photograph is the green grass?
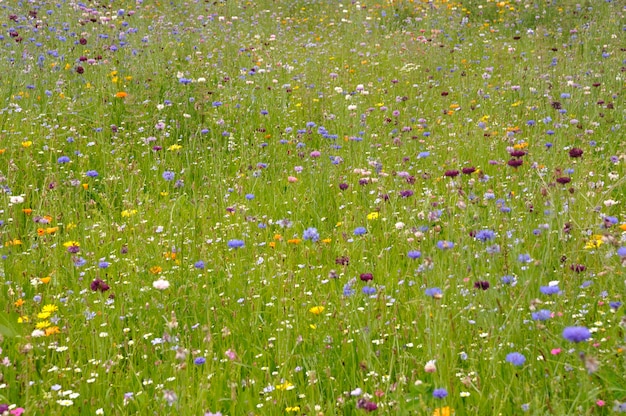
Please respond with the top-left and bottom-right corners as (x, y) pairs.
(0, 0), (625, 415)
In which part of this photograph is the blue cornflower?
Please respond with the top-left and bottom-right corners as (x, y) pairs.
(86, 170), (99, 177)
(57, 156), (71, 163)
(162, 171), (175, 181)
(227, 239), (244, 249)
(562, 326), (591, 343)
(362, 286), (376, 295)
(407, 250), (421, 259)
(518, 254), (532, 263)
(343, 282), (355, 297)
(540, 285), (560, 295)
(609, 301), (622, 310)
(425, 287), (442, 298)
(501, 275), (517, 285)
(194, 357), (206, 365)
(194, 260), (205, 269)
(353, 227), (367, 236)
(432, 388), (448, 399)
(302, 227), (320, 242)
(245, 193), (255, 200)
(616, 247), (626, 257)
(505, 352), (526, 366)
(98, 261), (110, 269)
(475, 229), (495, 242)
(436, 240), (454, 250)
(531, 310), (552, 321)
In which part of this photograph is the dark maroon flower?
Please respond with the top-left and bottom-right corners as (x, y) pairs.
(569, 148), (583, 158)
(441, 91), (449, 96)
(359, 273), (373, 282)
(444, 170), (459, 178)
(462, 167), (476, 175)
(339, 183), (349, 191)
(90, 278), (110, 292)
(357, 398), (378, 412)
(79, 56), (88, 62)
(507, 159), (523, 168)
(509, 150), (526, 158)
(335, 256), (350, 266)
(556, 176), (571, 184)
(67, 245), (80, 254)
(405, 175), (416, 184)
(76, 66), (84, 74)
(358, 178), (369, 186)
(79, 37), (87, 45)
(551, 101), (562, 109)
(570, 264), (586, 273)
(399, 190), (414, 198)
(120, 245), (128, 254)
(379, 193), (390, 201)
(474, 281), (490, 290)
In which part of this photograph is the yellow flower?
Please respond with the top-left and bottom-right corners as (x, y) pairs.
(584, 235), (603, 249)
(433, 406), (454, 416)
(275, 381), (294, 391)
(285, 406), (300, 412)
(18, 316), (29, 323)
(321, 238), (332, 244)
(150, 266), (163, 274)
(63, 241), (80, 248)
(168, 144), (182, 151)
(121, 209), (137, 217)
(5, 239), (22, 247)
(22, 141), (32, 148)
(45, 227), (59, 235)
(37, 312), (51, 319)
(36, 320), (51, 329)
(366, 212), (379, 220)
(309, 306), (325, 315)
(42, 304), (58, 313)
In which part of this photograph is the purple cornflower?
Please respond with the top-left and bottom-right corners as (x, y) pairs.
(86, 170), (99, 177)
(90, 278), (110, 292)
(616, 247), (626, 257)
(302, 227), (320, 242)
(162, 171), (175, 181)
(505, 352), (526, 366)
(194, 260), (205, 269)
(563, 326), (591, 343)
(98, 261), (110, 269)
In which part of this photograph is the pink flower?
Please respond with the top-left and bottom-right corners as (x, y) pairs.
(550, 348), (561, 355)
(225, 349), (237, 361)
(11, 408), (25, 416)
(596, 400), (605, 407)
(287, 176), (298, 183)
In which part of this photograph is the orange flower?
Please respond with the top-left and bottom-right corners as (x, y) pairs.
(45, 326), (60, 336)
(14, 298), (24, 307)
(46, 227), (58, 234)
(82, 183), (89, 190)
(40, 276), (51, 284)
(287, 238), (301, 245)
(269, 242), (276, 248)
(620, 224), (626, 232)
(22, 208), (33, 215)
(37, 228), (45, 236)
(115, 91), (128, 98)
(149, 266), (163, 274)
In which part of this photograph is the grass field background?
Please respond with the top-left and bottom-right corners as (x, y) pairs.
(0, 0), (625, 414)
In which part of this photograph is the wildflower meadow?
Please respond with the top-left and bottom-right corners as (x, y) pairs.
(1, 0), (625, 414)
